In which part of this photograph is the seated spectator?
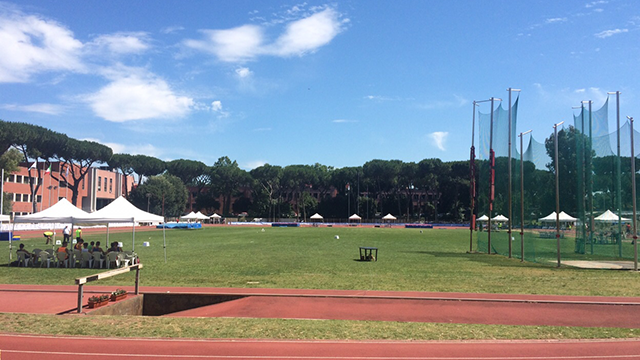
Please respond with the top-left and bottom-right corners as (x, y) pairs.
(57, 241), (70, 259)
(17, 243), (34, 260)
(74, 239), (84, 251)
(106, 242), (121, 253)
(81, 242), (92, 253)
(92, 241), (105, 256)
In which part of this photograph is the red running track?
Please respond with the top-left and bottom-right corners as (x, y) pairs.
(1, 334), (640, 360)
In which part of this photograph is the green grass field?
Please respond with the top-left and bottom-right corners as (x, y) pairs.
(1, 226), (640, 340)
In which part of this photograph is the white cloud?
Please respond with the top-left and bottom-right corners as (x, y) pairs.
(161, 25), (184, 34)
(211, 100), (222, 111)
(545, 17), (567, 24)
(185, 24), (264, 62)
(594, 28), (628, 38)
(85, 68), (194, 122)
(87, 32), (151, 55)
(184, 7), (346, 63)
(429, 132), (448, 151)
(0, 8), (84, 82)
(419, 95), (468, 110)
(235, 67), (252, 78)
(243, 160), (266, 170)
(0, 103), (65, 115)
(268, 8), (344, 57)
(332, 119), (358, 123)
(85, 139), (160, 157)
(585, 1), (608, 8)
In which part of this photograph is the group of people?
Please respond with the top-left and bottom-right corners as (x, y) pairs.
(55, 239), (123, 260)
(19, 224), (126, 265)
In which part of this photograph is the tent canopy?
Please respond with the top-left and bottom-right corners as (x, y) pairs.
(14, 198), (89, 223)
(210, 213), (222, 219)
(75, 196), (164, 224)
(492, 214), (509, 222)
(594, 209), (630, 222)
(477, 214), (489, 221)
(180, 211), (198, 220)
(194, 211), (209, 220)
(349, 214), (362, 220)
(539, 211), (577, 222)
(310, 213), (323, 220)
(382, 213), (396, 220)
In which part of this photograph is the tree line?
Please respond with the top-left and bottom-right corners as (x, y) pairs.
(3, 120), (633, 222)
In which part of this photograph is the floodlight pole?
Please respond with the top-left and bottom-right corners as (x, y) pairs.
(584, 100), (595, 251)
(519, 130), (532, 262)
(628, 116), (637, 271)
(608, 91), (623, 256)
(554, 121), (565, 267)
(506, 88), (521, 258)
(488, 97), (502, 254)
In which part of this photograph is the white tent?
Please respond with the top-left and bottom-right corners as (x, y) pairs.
(310, 213), (323, 220)
(349, 214), (362, 220)
(210, 213), (222, 219)
(13, 198), (89, 224)
(477, 214), (489, 221)
(492, 214), (509, 222)
(75, 196), (165, 259)
(11, 198), (90, 261)
(194, 211), (209, 220)
(180, 211), (198, 221)
(594, 210), (630, 222)
(539, 211), (578, 222)
(382, 213), (397, 220)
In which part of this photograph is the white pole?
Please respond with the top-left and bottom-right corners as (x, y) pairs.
(554, 121), (565, 267)
(1, 168), (4, 215)
(629, 116), (637, 271)
(163, 220), (167, 263)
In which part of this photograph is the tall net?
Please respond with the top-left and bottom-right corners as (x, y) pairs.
(473, 97), (638, 263)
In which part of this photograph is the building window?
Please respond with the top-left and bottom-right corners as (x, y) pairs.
(109, 178), (113, 193)
(22, 194), (29, 202)
(36, 195), (42, 203)
(8, 174), (15, 182)
(98, 177), (102, 191)
(23, 175), (29, 184)
(82, 177), (85, 190)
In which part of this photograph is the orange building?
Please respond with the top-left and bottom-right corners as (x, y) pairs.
(3, 161), (134, 217)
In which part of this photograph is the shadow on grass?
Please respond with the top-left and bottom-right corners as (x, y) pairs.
(404, 250), (546, 268)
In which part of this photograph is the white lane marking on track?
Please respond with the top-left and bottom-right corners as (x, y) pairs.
(2, 350), (640, 359)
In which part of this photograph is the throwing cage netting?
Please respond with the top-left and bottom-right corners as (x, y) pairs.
(473, 97), (640, 263)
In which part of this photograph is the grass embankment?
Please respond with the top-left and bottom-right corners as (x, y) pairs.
(1, 226), (639, 340)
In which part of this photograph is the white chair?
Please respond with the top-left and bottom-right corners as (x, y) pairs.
(56, 252), (69, 268)
(124, 251), (137, 264)
(70, 250), (82, 268)
(92, 252), (104, 269)
(45, 249), (54, 256)
(16, 251), (32, 267)
(107, 252), (120, 269)
(117, 252), (130, 267)
(81, 252), (93, 268)
(39, 251), (52, 268)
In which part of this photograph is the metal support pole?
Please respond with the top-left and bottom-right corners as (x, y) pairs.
(470, 101), (478, 252)
(506, 88), (520, 258)
(488, 97), (501, 254)
(629, 116), (637, 271)
(77, 284), (84, 313)
(519, 130), (532, 262)
(135, 267), (141, 295)
(554, 121), (564, 267)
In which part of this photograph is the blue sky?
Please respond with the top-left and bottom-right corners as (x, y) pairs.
(0, 0), (638, 169)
